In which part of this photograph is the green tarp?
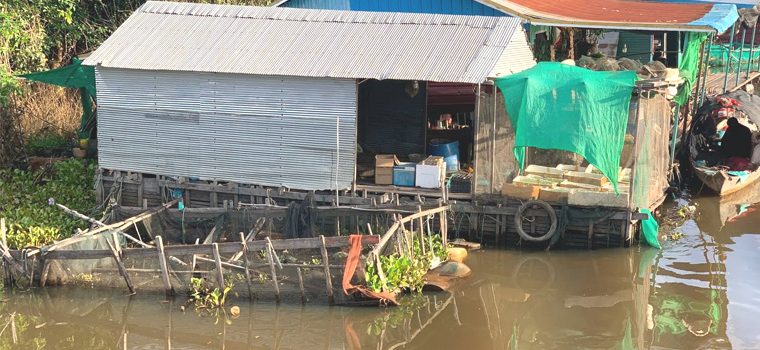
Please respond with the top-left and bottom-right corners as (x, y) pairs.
(495, 62), (637, 192)
(674, 32), (708, 106)
(640, 208), (661, 249)
(19, 57), (96, 137)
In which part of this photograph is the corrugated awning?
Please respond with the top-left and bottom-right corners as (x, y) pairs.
(83, 2), (536, 84)
(480, 0), (739, 33)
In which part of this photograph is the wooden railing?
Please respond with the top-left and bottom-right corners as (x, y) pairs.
(368, 205), (449, 291)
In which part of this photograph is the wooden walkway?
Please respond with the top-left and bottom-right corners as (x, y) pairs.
(704, 71), (760, 96)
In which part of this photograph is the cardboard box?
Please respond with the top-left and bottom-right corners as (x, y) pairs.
(501, 183), (540, 200)
(393, 163), (416, 187)
(415, 156), (445, 188)
(375, 155), (399, 185)
(538, 187), (573, 204)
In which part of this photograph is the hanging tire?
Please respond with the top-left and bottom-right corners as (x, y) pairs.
(514, 200), (558, 242)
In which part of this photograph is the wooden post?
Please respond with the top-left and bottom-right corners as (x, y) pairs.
(105, 235), (135, 295)
(137, 173), (144, 206)
(212, 243), (225, 289)
(297, 268), (306, 304)
(441, 208), (448, 246)
(319, 235), (334, 304)
(210, 181), (218, 207)
(266, 240), (280, 302)
(155, 236), (174, 297)
(239, 233), (254, 300)
(416, 206), (426, 255)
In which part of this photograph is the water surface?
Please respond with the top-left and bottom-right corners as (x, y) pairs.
(2, 190), (759, 349)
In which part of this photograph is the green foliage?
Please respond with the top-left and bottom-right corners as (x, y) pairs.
(189, 277), (233, 310)
(0, 159), (96, 249)
(26, 131), (71, 155)
(364, 232), (449, 294)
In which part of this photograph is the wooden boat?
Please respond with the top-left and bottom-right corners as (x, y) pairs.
(686, 90), (760, 196)
(691, 163), (760, 196)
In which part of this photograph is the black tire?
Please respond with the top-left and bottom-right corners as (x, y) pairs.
(514, 200), (558, 242)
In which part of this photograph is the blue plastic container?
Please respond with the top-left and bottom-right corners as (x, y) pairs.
(428, 140), (460, 172)
(393, 163), (416, 187)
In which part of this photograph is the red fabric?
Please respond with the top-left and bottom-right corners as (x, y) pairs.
(726, 156), (752, 171)
(342, 235), (398, 306)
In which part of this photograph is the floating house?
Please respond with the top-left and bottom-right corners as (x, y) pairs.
(83, 1), (731, 249)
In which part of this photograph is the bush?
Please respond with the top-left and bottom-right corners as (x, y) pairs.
(0, 159), (96, 249)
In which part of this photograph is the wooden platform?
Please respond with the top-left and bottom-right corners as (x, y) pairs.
(704, 70), (760, 96)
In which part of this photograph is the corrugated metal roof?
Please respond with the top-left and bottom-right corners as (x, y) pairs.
(480, 0), (739, 33)
(83, 1), (534, 83)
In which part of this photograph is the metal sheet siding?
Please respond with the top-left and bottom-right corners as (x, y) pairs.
(84, 2), (533, 84)
(96, 67), (357, 191)
(282, 0), (506, 16)
(488, 24), (535, 78)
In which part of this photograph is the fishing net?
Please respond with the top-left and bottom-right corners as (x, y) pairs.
(495, 62), (638, 192)
(38, 206), (402, 304)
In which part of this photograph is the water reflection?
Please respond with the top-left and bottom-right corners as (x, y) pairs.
(1, 192), (759, 349)
(0, 288), (455, 349)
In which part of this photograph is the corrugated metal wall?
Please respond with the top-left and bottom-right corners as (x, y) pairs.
(96, 68), (357, 191)
(281, 0), (505, 16)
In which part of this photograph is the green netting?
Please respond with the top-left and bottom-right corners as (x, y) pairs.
(19, 57), (96, 137)
(674, 32), (708, 106)
(495, 62), (637, 192)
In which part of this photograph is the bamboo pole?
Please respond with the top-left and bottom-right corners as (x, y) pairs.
(212, 243), (225, 289)
(416, 206), (426, 255)
(105, 235), (135, 295)
(747, 26), (757, 79)
(0, 219), (23, 277)
(736, 28), (746, 87)
(265, 240), (280, 302)
(699, 34), (713, 107)
(239, 232), (254, 300)
(155, 236), (174, 297)
(319, 235), (334, 305)
(53, 202), (105, 227)
(724, 24), (736, 93)
(297, 268), (306, 304)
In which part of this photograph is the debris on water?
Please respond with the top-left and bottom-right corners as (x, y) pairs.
(667, 231), (684, 241)
(229, 306), (240, 317)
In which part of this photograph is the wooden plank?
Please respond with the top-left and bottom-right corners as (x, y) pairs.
(319, 235), (334, 305)
(155, 236), (174, 297)
(239, 233), (254, 300)
(156, 178), (373, 206)
(39, 235), (381, 260)
(105, 236), (135, 295)
(265, 240), (280, 302)
(211, 243), (225, 289)
(0, 219), (24, 275)
(137, 174), (144, 206)
(210, 181), (218, 208)
(296, 268), (306, 304)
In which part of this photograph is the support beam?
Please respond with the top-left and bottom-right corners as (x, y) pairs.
(212, 243), (225, 289)
(724, 24), (736, 93)
(155, 236), (174, 297)
(319, 235), (334, 305)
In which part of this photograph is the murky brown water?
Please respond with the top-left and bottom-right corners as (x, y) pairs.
(1, 190), (759, 349)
